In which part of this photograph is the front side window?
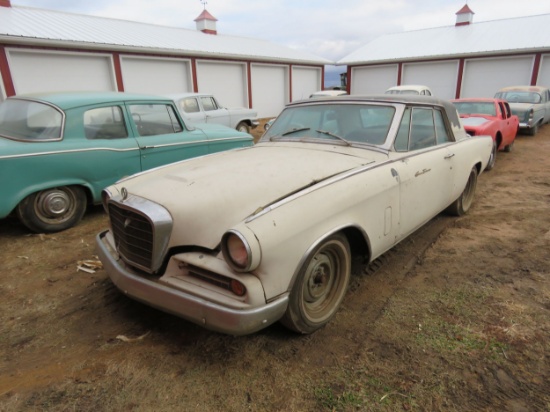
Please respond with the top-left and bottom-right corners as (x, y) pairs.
(0, 99), (63, 141)
(129, 104), (183, 137)
(84, 106), (128, 139)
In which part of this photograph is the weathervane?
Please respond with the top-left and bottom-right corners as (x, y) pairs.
(200, 0), (207, 10)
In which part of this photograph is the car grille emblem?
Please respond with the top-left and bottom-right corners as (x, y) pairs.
(124, 218), (132, 228)
(121, 187), (128, 202)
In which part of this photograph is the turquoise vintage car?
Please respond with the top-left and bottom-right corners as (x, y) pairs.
(0, 92), (253, 233)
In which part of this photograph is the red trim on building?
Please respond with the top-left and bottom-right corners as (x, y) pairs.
(321, 66), (325, 90)
(531, 53), (542, 85)
(456, 4), (474, 15)
(0, 0), (12, 8)
(112, 53), (125, 91)
(247, 61), (252, 108)
(200, 29), (217, 35)
(455, 58), (465, 98)
(191, 58), (198, 92)
(397, 62), (403, 85)
(0, 46), (15, 96)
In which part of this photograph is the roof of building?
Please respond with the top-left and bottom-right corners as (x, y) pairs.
(0, 5), (331, 65)
(338, 13), (550, 65)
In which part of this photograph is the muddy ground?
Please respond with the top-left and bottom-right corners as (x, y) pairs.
(1, 123), (549, 412)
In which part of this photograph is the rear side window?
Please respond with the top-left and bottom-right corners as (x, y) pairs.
(129, 104), (183, 137)
(84, 106), (128, 139)
(0, 99), (63, 141)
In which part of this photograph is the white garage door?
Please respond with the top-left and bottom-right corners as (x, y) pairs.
(461, 56), (534, 98)
(402, 61), (459, 99)
(292, 66), (321, 101)
(251, 64), (288, 118)
(350, 65), (398, 95)
(8, 49), (115, 95)
(121, 56), (192, 94)
(537, 54), (550, 87)
(196, 61), (248, 109)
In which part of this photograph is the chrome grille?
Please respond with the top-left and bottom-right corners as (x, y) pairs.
(109, 203), (154, 271)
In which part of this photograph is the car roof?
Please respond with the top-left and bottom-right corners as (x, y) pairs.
(497, 85), (549, 93)
(451, 98), (502, 103)
(10, 91), (172, 110)
(386, 85), (430, 91)
(167, 92), (212, 100)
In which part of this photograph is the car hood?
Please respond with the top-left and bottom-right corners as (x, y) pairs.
(460, 117), (492, 127)
(190, 123), (252, 138)
(110, 143), (387, 249)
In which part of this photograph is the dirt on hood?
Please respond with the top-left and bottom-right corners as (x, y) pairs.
(0, 120), (549, 411)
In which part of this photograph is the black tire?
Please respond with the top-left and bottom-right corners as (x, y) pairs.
(503, 140), (514, 153)
(527, 123), (539, 136)
(281, 234), (351, 334)
(485, 140), (497, 171)
(16, 186), (87, 233)
(446, 166), (478, 217)
(236, 122), (250, 134)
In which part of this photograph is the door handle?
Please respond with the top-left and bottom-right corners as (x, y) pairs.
(444, 153), (455, 159)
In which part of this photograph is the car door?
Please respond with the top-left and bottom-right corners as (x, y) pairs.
(177, 97), (206, 124)
(200, 96), (231, 127)
(126, 102), (209, 171)
(499, 102), (516, 143)
(392, 107), (455, 239)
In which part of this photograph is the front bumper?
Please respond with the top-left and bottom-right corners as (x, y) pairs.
(96, 230), (289, 335)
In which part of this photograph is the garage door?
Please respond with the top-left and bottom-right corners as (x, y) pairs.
(537, 54), (550, 87)
(292, 66), (321, 101)
(402, 61), (459, 99)
(121, 56), (192, 94)
(350, 65), (398, 95)
(461, 56), (534, 98)
(8, 49), (115, 95)
(196, 61), (248, 109)
(251, 64), (288, 118)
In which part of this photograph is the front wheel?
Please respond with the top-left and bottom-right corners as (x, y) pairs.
(527, 123), (539, 136)
(16, 186), (87, 233)
(485, 140), (497, 171)
(446, 166), (478, 217)
(281, 234), (351, 334)
(236, 122), (250, 134)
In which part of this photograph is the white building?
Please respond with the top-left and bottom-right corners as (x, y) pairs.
(0, 1), (331, 117)
(338, 5), (550, 99)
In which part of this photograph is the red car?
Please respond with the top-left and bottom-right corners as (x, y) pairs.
(452, 98), (519, 170)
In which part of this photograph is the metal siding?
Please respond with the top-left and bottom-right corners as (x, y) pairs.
(538, 54), (550, 86)
(121, 56), (192, 94)
(291, 66), (321, 101)
(196, 61), (247, 109)
(7, 49), (115, 94)
(402, 61), (459, 99)
(351, 65), (398, 94)
(461, 56), (534, 98)
(251, 64), (287, 118)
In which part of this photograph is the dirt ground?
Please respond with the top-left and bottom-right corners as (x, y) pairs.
(1, 123), (549, 412)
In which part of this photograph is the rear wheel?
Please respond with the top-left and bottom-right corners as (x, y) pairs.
(281, 234), (351, 334)
(446, 166), (478, 217)
(236, 122), (250, 134)
(16, 186), (87, 233)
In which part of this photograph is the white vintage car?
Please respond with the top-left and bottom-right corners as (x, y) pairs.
(96, 95), (493, 336)
(168, 92), (259, 134)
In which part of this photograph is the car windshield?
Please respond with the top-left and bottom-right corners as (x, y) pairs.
(454, 102), (497, 116)
(0, 99), (63, 141)
(496, 91), (542, 104)
(262, 103), (395, 147)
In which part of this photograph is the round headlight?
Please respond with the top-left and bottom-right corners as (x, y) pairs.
(222, 231), (251, 271)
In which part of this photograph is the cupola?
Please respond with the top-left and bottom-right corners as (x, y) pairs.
(194, 9), (218, 35)
(455, 4), (474, 26)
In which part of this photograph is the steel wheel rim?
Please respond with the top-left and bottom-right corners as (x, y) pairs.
(34, 188), (77, 224)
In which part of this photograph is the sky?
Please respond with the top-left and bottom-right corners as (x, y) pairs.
(10, 0), (550, 84)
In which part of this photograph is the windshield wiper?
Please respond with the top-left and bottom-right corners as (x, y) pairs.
(316, 129), (351, 146)
(281, 127), (311, 136)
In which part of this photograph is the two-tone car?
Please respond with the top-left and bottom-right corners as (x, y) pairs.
(0, 92), (253, 233)
(452, 98), (519, 170)
(97, 95), (493, 336)
(495, 85), (550, 136)
(169, 92), (259, 134)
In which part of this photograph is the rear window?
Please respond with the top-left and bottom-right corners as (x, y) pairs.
(0, 99), (63, 141)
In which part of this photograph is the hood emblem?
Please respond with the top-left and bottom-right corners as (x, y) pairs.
(120, 187), (128, 202)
